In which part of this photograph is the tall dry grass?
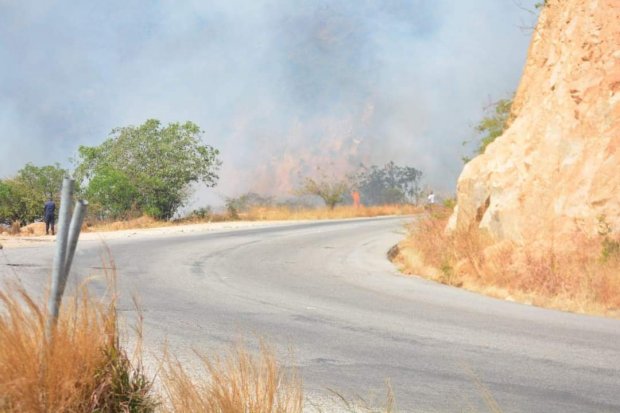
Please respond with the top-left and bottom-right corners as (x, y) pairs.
(162, 343), (303, 413)
(85, 216), (173, 233)
(80, 204), (419, 234)
(0, 283), (156, 412)
(394, 207), (620, 316)
(237, 204), (419, 221)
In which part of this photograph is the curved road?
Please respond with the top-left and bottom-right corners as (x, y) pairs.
(2, 217), (620, 412)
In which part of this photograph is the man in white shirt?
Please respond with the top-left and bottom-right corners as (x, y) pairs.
(427, 191), (436, 206)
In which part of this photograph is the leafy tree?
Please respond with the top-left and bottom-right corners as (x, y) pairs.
(475, 98), (513, 155)
(16, 163), (67, 199)
(0, 163), (67, 224)
(351, 162), (423, 205)
(297, 177), (349, 209)
(85, 167), (139, 220)
(0, 179), (27, 223)
(463, 97), (513, 163)
(76, 119), (221, 220)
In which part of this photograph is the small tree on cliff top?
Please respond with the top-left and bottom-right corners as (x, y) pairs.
(475, 98), (513, 155)
(463, 97), (513, 163)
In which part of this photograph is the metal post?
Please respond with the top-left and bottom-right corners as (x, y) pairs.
(57, 200), (88, 306)
(46, 178), (74, 338)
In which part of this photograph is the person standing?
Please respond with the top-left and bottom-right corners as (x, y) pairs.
(43, 198), (56, 235)
(427, 191), (436, 206)
(426, 191), (436, 211)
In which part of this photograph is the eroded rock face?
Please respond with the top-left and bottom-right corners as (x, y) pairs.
(449, 0), (620, 248)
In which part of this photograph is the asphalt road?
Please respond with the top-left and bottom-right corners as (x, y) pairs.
(2, 217), (620, 412)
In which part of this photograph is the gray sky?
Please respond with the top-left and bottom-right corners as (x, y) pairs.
(0, 0), (539, 204)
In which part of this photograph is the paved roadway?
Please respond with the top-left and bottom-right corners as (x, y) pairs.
(1, 217), (620, 412)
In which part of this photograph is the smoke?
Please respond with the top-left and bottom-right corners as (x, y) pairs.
(0, 0), (539, 203)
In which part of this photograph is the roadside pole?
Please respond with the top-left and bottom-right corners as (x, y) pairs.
(45, 178), (88, 339)
(60, 200), (88, 300)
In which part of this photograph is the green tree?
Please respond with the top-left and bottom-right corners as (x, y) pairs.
(474, 98), (513, 156)
(0, 179), (27, 223)
(297, 177), (349, 210)
(76, 119), (221, 220)
(17, 163), (66, 199)
(85, 167), (139, 220)
(351, 162), (424, 205)
(0, 163), (67, 224)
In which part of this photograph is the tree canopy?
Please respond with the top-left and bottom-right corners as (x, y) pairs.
(475, 98), (513, 155)
(297, 177), (349, 210)
(462, 97), (513, 163)
(0, 163), (67, 224)
(75, 119), (220, 220)
(351, 162), (423, 205)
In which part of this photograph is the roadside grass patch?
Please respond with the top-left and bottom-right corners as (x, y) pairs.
(393, 208), (620, 316)
(0, 283), (156, 412)
(77, 205), (420, 233)
(238, 204), (419, 221)
(162, 343), (303, 413)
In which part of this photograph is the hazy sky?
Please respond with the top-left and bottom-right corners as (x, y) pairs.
(0, 0), (539, 204)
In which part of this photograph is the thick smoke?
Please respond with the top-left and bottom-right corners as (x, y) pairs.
(0, 0), (539, 203)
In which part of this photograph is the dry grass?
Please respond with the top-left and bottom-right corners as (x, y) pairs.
(0, 283), (155, 412)
(394, 207), (620, 316)
(236, 204), (419, 221)
(80, 205), (418, 234)
(85, 216), (174, 233)
(316, 383), (396, 413)
(8, 222), (21, 236)
(162, 343), (303, 413)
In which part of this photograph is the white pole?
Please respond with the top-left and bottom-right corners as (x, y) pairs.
(58, 200), (88, 304)
(46, 178), (74, 338)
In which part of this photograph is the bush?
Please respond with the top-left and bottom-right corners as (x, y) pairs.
(598, 215), (620, 263)
(189, 206), (213, 220)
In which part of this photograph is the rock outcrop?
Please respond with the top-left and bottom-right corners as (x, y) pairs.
(449, 0), (620, 248)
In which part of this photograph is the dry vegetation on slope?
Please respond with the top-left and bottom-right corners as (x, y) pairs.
(393, 208), (620, 316)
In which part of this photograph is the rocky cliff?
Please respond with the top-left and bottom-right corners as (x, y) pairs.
(449, 0), (620, 248)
